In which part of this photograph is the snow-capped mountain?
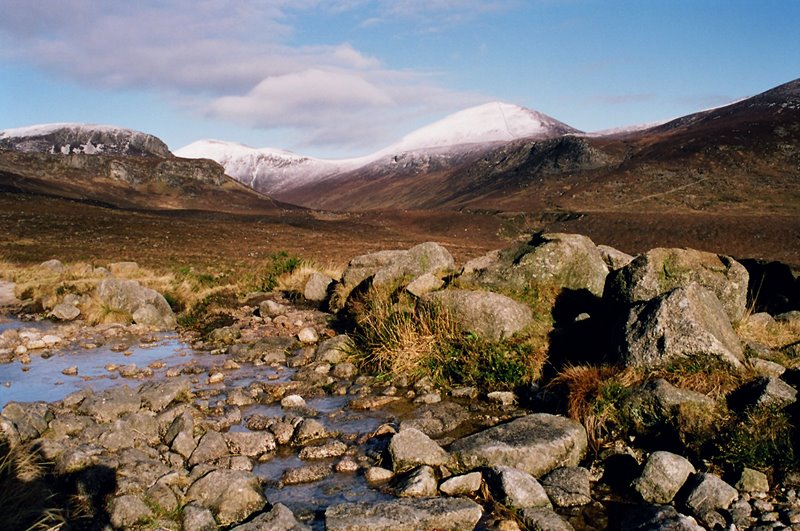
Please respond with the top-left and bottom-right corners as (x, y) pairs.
(175, 140), (370, 194)
(0, 123), (171, 157)
(176, 101), (578, 195)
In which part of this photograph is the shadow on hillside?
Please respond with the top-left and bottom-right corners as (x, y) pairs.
(0, 440), (116, 530)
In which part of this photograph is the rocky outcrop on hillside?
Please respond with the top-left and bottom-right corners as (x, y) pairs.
(0, 234), (798, 529)
(0, 124), (172, 157)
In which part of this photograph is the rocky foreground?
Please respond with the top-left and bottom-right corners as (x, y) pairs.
(1, 233), (799, 530)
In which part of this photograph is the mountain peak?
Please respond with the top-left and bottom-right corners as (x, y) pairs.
(384, 101), (579, 153)
(0, 123), (171, 157)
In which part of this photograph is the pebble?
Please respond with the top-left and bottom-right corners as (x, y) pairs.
(61, 366), (78, 376)
(207, 372), (224, 384)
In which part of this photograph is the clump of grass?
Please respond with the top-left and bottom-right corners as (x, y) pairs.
(548, 365), (641, 452)
(0, 441), (65, 530)
(176, 288), (239, 334)
(347, 283), (545, 389)
(248, 251), (303, 293)
(714, 403), (798, 473)
(650, 353), (748, 400)
(736, 316), (800, 366)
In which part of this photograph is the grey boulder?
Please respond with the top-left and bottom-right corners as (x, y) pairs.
(423, 289), (533, 341)
(325, 497), (483, 531)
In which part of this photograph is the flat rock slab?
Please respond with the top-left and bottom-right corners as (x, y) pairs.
(450, 413), (587, 478)
(325, 497), (483, 531)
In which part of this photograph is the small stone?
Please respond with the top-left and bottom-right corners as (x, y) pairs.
(451, 387), (478, 399)
(541, 467), (592, 507)
(333, 362), (357, 379)
(336, 456), (359, 473)
(281, 463), (332, 485)
(298, 327), (319, 344)
(517, 507), (575, 531)
(440, 472), (483, 496)
(487, 391), (517, 407)
(396, 465), (438, 497)
(299, 441), (348, 460)
(61, 366), (78, 376)
(389, 428), (452, 472)
(207, 371), (224, 384)
(684, 473), (738, 516)
(281, 394), (307, 408)
(413, 392), (442, 404)
(632, 451), (696, 504)
(109, 494), (154, 528)
(365, 467), (394, 484)
(735, 468), (770, 494)
(485, 466), (552, 510)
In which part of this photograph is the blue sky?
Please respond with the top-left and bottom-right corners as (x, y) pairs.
(1, 0), (798, 158)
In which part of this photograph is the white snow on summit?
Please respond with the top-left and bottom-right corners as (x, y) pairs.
(0, 122), (135, 139)
(175, 140), (370, 193)
(382, 101), (578, 154)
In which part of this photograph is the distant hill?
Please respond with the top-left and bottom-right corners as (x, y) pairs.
(0, 124), (294, 213)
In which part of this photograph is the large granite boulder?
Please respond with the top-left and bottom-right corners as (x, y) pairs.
(620, 283), (744, 368)
(340, 242), (455, 291)
(450, 413), (587, 477)
(461, 233), (609, 298)
(95, 278), (176, 330)
(422, 289), (533, 341)
(633, 451), (696, 504)
(325, 498), (483, 531)
(605, 248), (749, 322)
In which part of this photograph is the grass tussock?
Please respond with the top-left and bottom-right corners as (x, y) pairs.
(736, 316), (800, 366)
(348, 284), (546, 389)
(0, 441), (64, 530)
(650, 353), (750, 400)
(549, 364), (641, 452)
(715, 403), (798, 472)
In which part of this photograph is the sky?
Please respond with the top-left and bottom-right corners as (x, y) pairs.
(1, 0), (798, 158)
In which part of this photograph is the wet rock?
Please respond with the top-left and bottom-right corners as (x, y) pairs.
(616, 504), (703, 531)
(485, 465), (552, 511)
(304, 272), (334, 302)
(96, 277), (176, 330)
(439, 471), (483, 496)
(139, 378), (191, 412)
(299, 440), (348, 460)
(281, 394), (307, 408)
(316, 335), (351, 364)
(336, 456), (359, 473)
(188, 430), (228, 466)
(208, 325), (241, 345)
(270, 421), (295, 445)
(350, 395), (402, 410)
(281, 463), (333, 485)
(735, 468), (770, 495)
(78, 386), (141, 423)
(406, 273), (444, 297)
(423, 289), (534, 341)
(389, 428), (452, 472)
(395, 465), (438, 497)
(541, 466), (592, 507)
(185, 470), (266, 526)
(109, 494), (153, 528)
(462, 233), (609, 298)
(365, 467), (394, 484)
(683, 473), (738, 517)
(604, 247), (749, 322)
(182, 501), (217, 531)
(517, 507), (575, 531)
(621, 283), (744, 369)
(325, 497), (483, 531)
(292, 418), (331, 446)
(632, 451), (696, 504)
(413, 392), (441, 404)
(229, 337), (294, 364)
(231, 502), (311, 531)
(61, 365), (78, 376)
(51, 302), (80, 321)
(224, 431), (277, 457)
(450, 413), (587, 477)
(487, 391), (517, 407)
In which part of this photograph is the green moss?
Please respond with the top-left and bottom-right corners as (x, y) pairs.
(715, 403), (797, 472)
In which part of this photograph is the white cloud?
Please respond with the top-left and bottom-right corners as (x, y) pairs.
(0, 0), (499, 152)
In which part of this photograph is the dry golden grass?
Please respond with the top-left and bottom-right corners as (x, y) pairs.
(548, 364), (642, 451)
(275, 262), (343, 294)
(649, 354), (753, 400)
(737, 315), (800, 352)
